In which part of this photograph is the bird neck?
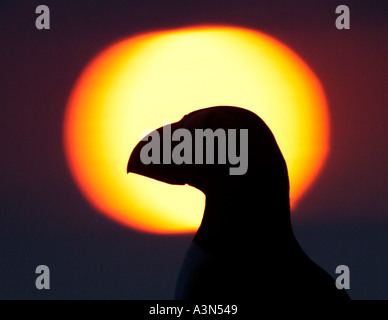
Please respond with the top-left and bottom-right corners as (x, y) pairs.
(193, 190), (298, 258)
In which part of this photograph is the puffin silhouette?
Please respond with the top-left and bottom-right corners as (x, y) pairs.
(127, 106), (350, 301)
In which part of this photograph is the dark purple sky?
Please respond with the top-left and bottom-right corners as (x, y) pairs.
(0, 0), (386, 299)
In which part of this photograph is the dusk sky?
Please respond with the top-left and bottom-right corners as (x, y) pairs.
(1, 1), (386, 300)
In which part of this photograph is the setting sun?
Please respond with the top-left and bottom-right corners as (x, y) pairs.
(63, 25), (329, 234)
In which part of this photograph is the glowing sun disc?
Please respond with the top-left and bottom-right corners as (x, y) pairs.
(63, 25), (329, 234)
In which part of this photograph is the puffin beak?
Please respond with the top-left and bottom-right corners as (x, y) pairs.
(127, 122), (186, 185)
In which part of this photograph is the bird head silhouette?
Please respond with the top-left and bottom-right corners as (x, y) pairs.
(128, 106), (288, 189)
